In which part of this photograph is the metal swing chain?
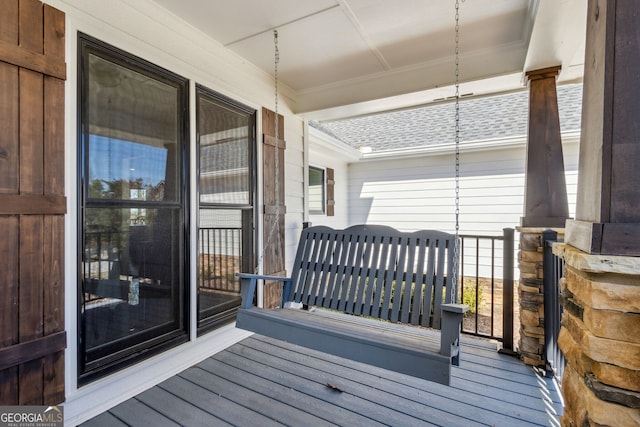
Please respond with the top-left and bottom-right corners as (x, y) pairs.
(451, 0), (463, 304)
(255, 29), (282, 275)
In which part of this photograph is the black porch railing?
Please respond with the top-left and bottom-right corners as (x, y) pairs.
(459, 228), (515, 352)
(542, 229), (566, 381)
(199, 226), (243, 293)
(199, 223), (518, 352)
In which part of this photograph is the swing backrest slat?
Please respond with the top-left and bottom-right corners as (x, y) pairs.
(286, 225), (458, 329)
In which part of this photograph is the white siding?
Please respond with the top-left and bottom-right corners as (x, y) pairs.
(52, 0), (305, 423)
(283, 119), (305, 271)
(348, 140), (579, 235)
(347, 139), (579, 278)
(307, 131), (355, 229)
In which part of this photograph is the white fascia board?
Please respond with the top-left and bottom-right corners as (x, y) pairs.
(358, 129), (581, 161)
(308, 126), (362, 162)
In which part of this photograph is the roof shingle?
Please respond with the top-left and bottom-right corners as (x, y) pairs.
(312, 84), (582, 152)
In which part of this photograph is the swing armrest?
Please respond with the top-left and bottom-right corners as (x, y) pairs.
(236, 273), (293, 309)
(440, 303), (469, 365)
(441, 303), (469, 314)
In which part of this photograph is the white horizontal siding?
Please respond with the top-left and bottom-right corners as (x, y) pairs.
(349, 141), (579, 235)
(347, 140), (579, 278)
(283, 120), (305, 273)
(308, 141), (352, 230)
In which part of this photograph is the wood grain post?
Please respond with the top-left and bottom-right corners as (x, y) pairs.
(521, 66), (569, 228)
(565, 0), (640, 256)
(560, 1), (640, 425)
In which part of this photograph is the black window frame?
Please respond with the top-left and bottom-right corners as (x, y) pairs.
(77, 33), (190, 384)
(195, 84), (257, 335)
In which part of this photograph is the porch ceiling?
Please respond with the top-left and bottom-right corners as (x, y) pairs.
(151, 0), (587, 120)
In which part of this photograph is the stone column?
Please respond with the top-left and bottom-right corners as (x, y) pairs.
(518, 65), (570, 367)
(558, 1), (640, 425)
(517, 227), (564, 367)
(565, 0), (640, 256)
(553, 244), (640, 427)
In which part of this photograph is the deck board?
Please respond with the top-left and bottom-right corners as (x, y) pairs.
(108, 396), (182, 427)
(82, 412), (129, 427)
(179, 365), (337, 426)
(81, 333), (562, 427)
(242, 336), (555, 427)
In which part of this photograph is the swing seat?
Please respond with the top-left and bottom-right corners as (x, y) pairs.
(236, 224), (469, 385)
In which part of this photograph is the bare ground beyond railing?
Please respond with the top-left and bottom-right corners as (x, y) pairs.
(462, 277), (520, 346)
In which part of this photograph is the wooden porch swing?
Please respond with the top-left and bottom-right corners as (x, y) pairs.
(236, 2), (469, 386)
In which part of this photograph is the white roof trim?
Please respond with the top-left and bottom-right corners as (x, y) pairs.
(358, 129), (581, 161)
(309, 126), (362, 161)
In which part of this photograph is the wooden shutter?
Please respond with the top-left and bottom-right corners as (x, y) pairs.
(0, 0), (67, 405)
(326, 167), (335, 217)
(261, 108), (286, 308)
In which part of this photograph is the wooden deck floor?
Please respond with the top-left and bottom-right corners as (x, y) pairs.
(82, 334), (563, 427)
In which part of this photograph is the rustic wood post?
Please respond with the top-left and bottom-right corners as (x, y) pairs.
(559, 1), (640, 425)
(517, 66), (569, 369)
(565, 0), (640, 256)
(521, 66), (569, 228)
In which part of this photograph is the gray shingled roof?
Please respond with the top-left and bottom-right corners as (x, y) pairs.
(312, 84), (582, 152)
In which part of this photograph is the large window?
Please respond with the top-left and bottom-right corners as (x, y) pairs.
(196, 85), (256, 333)
(78, 34), (189, 382)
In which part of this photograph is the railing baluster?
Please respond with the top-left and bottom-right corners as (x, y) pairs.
(502, 228), (515, 354)
(542, 229), (565, 380)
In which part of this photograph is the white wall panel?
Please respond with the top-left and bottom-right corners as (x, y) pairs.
(50, 0), (306, 423)
(308, 143), (352, 230)
(347, 140), (579, 279)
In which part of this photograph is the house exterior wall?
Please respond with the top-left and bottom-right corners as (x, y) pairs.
(43, 0), (304, 424)
(346, 139), (579, 278)
(307, 146), (351, 229)
(283, 120), (305, 269)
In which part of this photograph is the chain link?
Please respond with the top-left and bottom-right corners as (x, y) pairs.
(255, 29), (282, 274)
(451, 0), (462, 304)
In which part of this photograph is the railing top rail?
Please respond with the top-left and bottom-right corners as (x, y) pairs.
(460, 234), (504, 241)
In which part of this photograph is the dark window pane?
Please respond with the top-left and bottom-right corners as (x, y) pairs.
(198, 209), (243, 323)
(81, 207), (182, 366)
(88, 54), (180, 202)
(309, 166), (325, 214)
(196, 88), (255, 333)
(199, 97), (250, 205)
(78, 35), (188, 381)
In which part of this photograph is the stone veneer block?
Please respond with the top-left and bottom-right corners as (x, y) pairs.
(583, 306), (640, 344)
(563, 267), (640, 313)
(562, 366), (640, 427)
(519, 249), (544, 263)
(559, 325), (640, 392)
(557, 242), (640, 426)
(592, 362), (640, 394)
(516, 227), (564, 368)
(562, 310), (640, 371)
(520, 233), (543, 251)
(553, 243), (640, 276)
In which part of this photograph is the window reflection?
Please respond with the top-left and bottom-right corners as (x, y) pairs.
(88, 136), (168, 202)
(196, 88), (255, 332)
(79, 36), (187, 380)
(309, 166), (325, 214)
(82, 208), (178, 354)
(199, 98), (250, 205)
